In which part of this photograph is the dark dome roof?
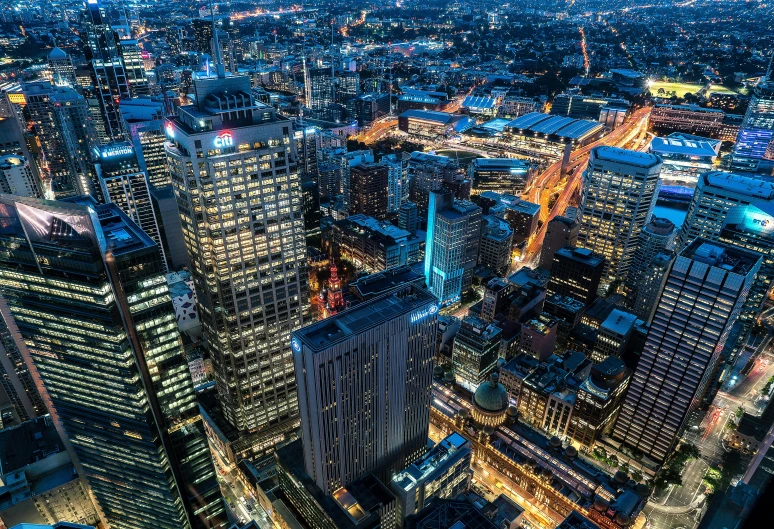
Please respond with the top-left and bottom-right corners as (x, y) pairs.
(473, 373), (509, 413)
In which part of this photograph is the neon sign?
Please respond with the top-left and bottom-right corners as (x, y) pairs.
(214, 131), (233, 148)
(165, 123), (175, 138)
(101, 145), (133, 158)
(291, 337), (302, 353)
(410, 304), (439, 324)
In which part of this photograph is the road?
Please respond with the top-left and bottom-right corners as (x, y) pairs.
(212, 453), (272, 528)
(644, 338), (774, 529)
(519, 106), (652, 267)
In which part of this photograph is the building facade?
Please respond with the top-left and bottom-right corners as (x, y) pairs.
(613, 240), (761, 463)
(424, 191), (482, 306)
(291, 285), (438, 495)
(577, 147), (662, 294)
(0, 196), (226, 529)
(165, 72), (309, 438)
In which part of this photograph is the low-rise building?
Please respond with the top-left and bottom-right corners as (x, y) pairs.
(567, 357), (631, 448)
(519, 314), (559, 361)
(453, 316), (503, 392)
(0, 416), (99, 528)
(468, 158), (536, 196)
(331, 214), (422, 272)
(398, 110), (472, 139)
(390, 433), (472, 525)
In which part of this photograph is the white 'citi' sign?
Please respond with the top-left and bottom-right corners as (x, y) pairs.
(214, 131), (233, 148)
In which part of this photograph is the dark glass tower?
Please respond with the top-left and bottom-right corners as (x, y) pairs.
(0, 195), (226, 529)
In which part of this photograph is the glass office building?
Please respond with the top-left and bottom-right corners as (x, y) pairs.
(0, 196), (226, 529)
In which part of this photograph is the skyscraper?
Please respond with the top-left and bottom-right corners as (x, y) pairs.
(631, 252), (674, 324)
(117, 38), (150, 97)
(82, 0), (131, 141)
(48, 47), (76, 87)
(23, 82), (96, 199)
(731, 60), (774, 175)
(679, 171), (774, 249)
(424, 190), (482, 306)
(95, 142), (167, 268)
(165, 70), (309, 440)
(718, 203), (774, 330)
(308, 68), (335, 112)
(349, 162), (388, 218)
(121, 97), (172, 189)
(577, 147), (662, 294)
(384, 152), (410, 214)
(624, 216), (676, 297)
(291, 284), (437, 494)
(0, 154), (42, 198)
(612, 239), (761, 463)
(0, 195), (226, 529)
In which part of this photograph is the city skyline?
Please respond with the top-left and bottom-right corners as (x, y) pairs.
(0, 1), (772, 529)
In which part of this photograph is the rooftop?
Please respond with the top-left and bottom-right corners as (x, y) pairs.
(556, 247), (605, 267)
(505, 113), (604, 140)
(681, 239), (762, 276)
(649, 136), (721, 158)
(701, 171), (774, 200)
(591, 146), (662, 169)
(294, 286), (436, 352)
(391, 433), (470, 491)
(471, 157), (532, 172)
(600, 309), (639, 337)
(0, 416), (63, 475)
(349, 266), (425, 301)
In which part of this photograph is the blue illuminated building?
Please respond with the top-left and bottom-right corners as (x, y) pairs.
(731, 61), (774, 175)
(424, 190), (482, 306)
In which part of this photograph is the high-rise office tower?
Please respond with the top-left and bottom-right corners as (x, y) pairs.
(631, 252), (674, 324)
(121, 97), (172, 188)
(0, 195), (227, 529)
(408, 152), (459, 214)
(82, 0), (131, 141)
(452, 315), (503, 392)
(577, 147), (662, 294)
(23, 82), (96, 199)
(625, 216), (676, 297)
(731, 59), (774, 175)
(192, 18), (214, 55)
(0, 155), (42, 198)
(48, 47), (76, 87)
(165, 70), (310, 437)
(308, 68), (335, 112)
(0, 313), (45, 424)
(479, 215), (514, 275)
(613, 239), (761, 463)
(424, 190), (482, 306)
(383, 152), (410, 214)
(539, 215), (579, 271)
(546, 246), (606, 306)
(679, 171), (774, 249)
(718, 203), (774, 329)
(291, 285), (437, 495)
(95, 142), (167, 268)
(349, 162), (388, 219)
(293, 124), (318, 182)
(117, 38), (150, 97)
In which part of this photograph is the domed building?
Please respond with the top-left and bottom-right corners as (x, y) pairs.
(471, 373), (509, 427)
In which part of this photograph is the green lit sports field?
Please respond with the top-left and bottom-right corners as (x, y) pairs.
(648, 81), (704, 97)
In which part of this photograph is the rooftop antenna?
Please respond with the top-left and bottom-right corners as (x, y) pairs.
(210, 0), (225, 79)
(302, 20), (310, 119)
(331, 19), (336, 105)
